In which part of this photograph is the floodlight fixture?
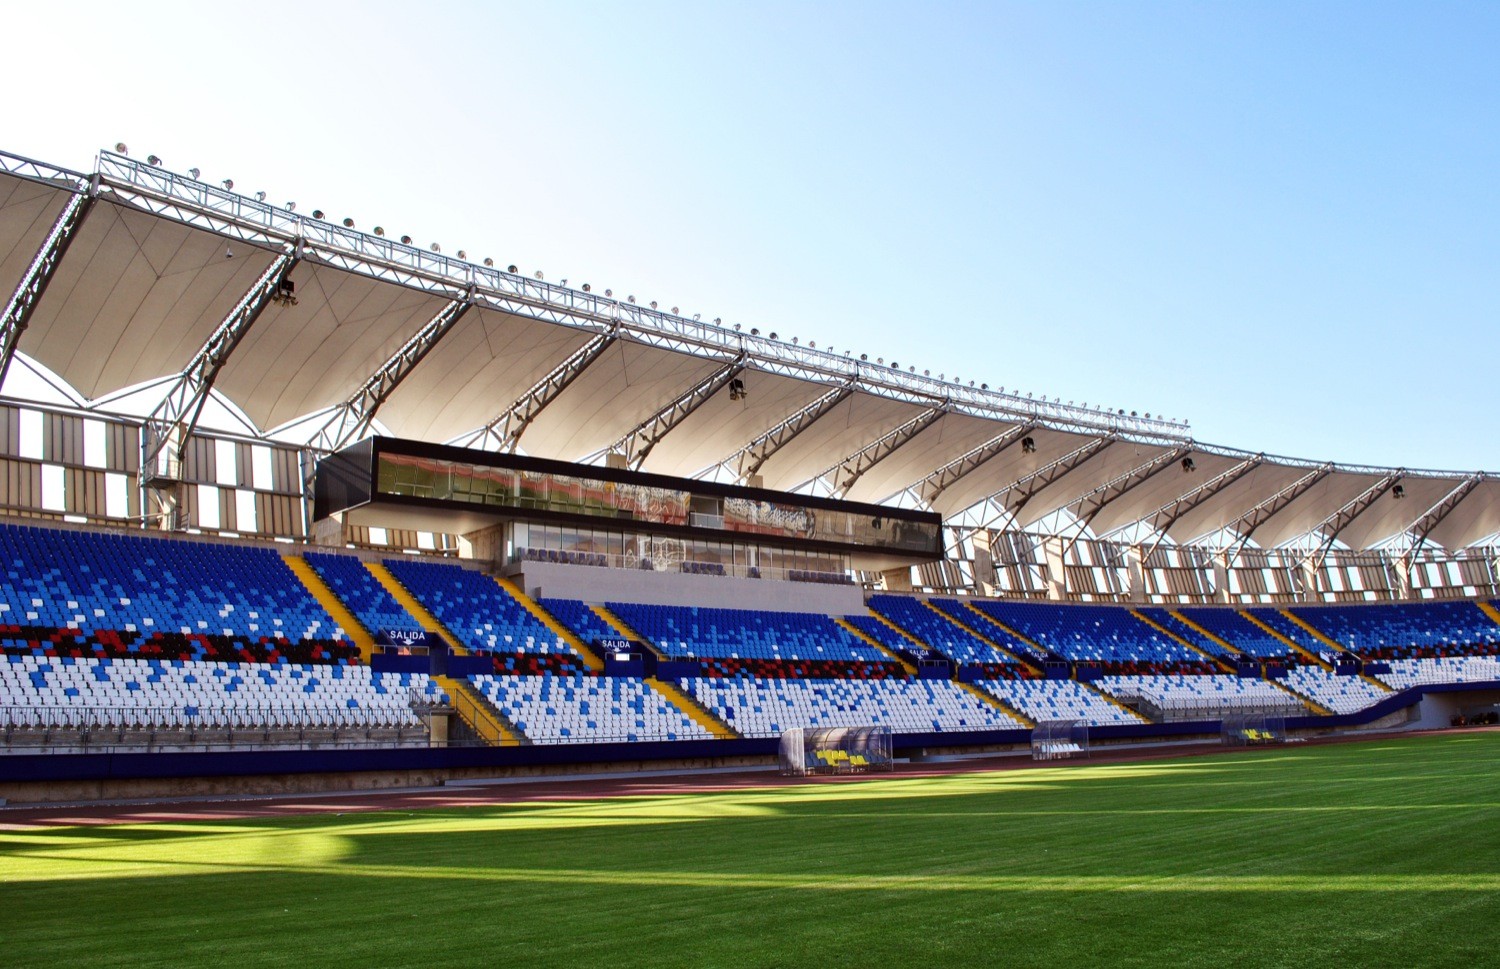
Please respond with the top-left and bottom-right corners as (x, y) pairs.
(484, 258), (495, 267)
(114, 143), (128, 155)
(374, 226), (385, 237)
(254, 191), (266, 202)
(1181, 457), (1197, 473)
(400, 235), (412, 245)
(430, 243), (441, 252)
(343, 218), (355, 228)
(222, 178), (234, 190)
(312, 210), (325, 220)
(188, 168), (200, 179)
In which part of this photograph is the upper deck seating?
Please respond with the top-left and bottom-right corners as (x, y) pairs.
(1285, 601), (1500, 660)
(969, 601), (1214, 674)
(867, 596), (1020, 669)
(1176, 608), (1292, 659)
(304, 552), (416, 637)
(0, 523), (352, 663)
(383, 559), (585, 671)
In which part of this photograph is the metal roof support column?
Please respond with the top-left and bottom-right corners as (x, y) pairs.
(452, 327), (618, 452)
(309, 290), (475, 453)
(0, 178), (99, 388)
(607, 353), (749, 470)
(141, 249), (299, 528)
(800, 401), (948, 499)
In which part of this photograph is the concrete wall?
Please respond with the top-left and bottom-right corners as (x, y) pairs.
(505, 561), (866, 614)
(1411, 688), (1500, 730)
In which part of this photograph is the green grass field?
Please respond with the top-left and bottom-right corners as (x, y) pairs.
(4, 733), (1499, 968)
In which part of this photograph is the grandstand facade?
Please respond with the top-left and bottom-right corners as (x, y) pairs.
(2, 144), (1499, 791)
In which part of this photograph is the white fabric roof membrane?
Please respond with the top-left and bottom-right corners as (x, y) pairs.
(0, 172), (72, 305)
(752, 392), (928, 493)
(375, 305), (595, 445)
(515, 337), (723, 461)
(636, 367), (839, 480)
(842, 411), (1016, 505)
(20, 198), (280, 400)
(216, 260), (455, 432)
(6, 159), (1500, 552)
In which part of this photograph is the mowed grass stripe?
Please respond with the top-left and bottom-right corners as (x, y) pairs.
(2, 732), (1498, 968)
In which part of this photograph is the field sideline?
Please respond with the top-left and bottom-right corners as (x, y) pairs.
(3, 732), (1498, 968)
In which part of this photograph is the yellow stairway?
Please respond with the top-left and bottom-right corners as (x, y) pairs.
(835, 617), (918, 674)
(1239, 610), (1329, 671)
(434, 674), (525, 746)
(646, 677), (740, 739)
(921, 600), (1043, 675)
(1476, 600), (1500, 627)
(960, 602), (1053, 674)
(283, 554), (377, 663)
(1166, 610), (1243, 658)
(363, 562), (465, 652)
(955, 680), (1036, 728)
(1129, 609), (1235, 673)
(492, 576), (602, 672)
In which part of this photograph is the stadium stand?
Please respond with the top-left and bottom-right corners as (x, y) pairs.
(1243, 609), (1325, 655)
(1374, 656), (1500, 689)
(303, 552), (420, 638)
(1285, 601), (1500, 660)
(867, 595), (1023, 671)
(1134, 609), (1240, 660)
(1173, 608), (1291, 659)
(0, 523), (354, 663)
(1281, 667), (1390, 715)
(970, 601), (1215, 674)
(607, 602), (898, 677)
(469, 673), (714, 744)
(0, 655), (443, 738)
(686, 676), (1027, 738)
(383, 559), (587, 673)
(539, 599), (625, 652)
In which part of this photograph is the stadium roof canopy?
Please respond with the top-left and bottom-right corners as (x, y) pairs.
(4, 147), (1498, 553)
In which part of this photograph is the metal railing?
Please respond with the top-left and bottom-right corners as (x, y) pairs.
(0, 702), (432, 751)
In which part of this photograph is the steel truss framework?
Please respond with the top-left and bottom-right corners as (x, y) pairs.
(141, 250), (301, 493)
(3, 147), (1500, 574)
(309, 292), (475, 453)
(601, 354), (749, 470)
(798, 402), (949, 498)
(698, 379), (856, 484)
(449, 327), (619, 453)
(891, 421), (1039, 511)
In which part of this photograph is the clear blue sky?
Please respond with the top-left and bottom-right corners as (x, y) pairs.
(3, 1), (1496, 471)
